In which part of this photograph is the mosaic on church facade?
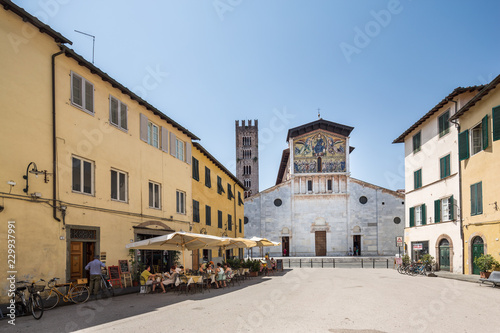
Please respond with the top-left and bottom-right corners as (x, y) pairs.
(293, 131), (346, 173)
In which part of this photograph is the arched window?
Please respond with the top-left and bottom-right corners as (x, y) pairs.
(317, 157), (322, 172)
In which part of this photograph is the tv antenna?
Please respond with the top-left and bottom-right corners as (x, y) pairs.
(74, 30), (95, 64)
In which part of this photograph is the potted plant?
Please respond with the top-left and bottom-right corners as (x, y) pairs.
(249, 260), (261, 277)
(474, 254), (500, 278)
(402, 254), (410, 266)
(421, 254), (435, 272)
(128, 249), (141, 286)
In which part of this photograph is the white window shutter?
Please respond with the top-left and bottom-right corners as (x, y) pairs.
(170, 132), (176, 156)
(186, 142), (192, 164)
(161, 127), (169, 153)
(140, 114), (148, 142)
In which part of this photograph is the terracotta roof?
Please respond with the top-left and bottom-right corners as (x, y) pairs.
(393, 85), (485, 144)
(450, 74), (500, 120)
(1, 0), (72, 45)
(287, 119), (353, 142)
(192, 142), (245, 189)
(275, 148), (290, 185)
(60, 45), (199, 140)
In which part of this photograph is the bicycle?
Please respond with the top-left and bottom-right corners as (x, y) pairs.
(98, 272), (115, 298)
(40, 278), (90, 310)
(14, 279), (44, 320)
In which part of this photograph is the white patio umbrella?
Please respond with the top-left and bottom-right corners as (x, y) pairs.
(217, 237), (257, 261)
(126, 231), (227, 268)
(249, 237), (281, 258)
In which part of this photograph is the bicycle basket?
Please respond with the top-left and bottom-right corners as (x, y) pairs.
(32, 284), (45, 293)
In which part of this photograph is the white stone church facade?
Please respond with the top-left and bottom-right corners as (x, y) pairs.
(244, 119), (405, 257)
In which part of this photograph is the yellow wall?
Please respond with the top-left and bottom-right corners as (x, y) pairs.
(0, 6), (215, 302)
(459, 85), (500, 274)
(191, 145), (245, 262)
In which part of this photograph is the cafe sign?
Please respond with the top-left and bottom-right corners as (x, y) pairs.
(413, 243), (423, 250)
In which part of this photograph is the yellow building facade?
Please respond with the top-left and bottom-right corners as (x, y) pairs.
(0, 2), (242, 302)
(451, 74), (500, 275)
(191, 143), (245, 268)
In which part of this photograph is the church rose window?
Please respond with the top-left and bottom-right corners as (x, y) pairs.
(359, 196), (368, 204)
(393, 217), (401, 224)
(244, 217), (249, 224)
(274, 199), (282, 207)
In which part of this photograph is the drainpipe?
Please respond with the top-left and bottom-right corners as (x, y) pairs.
(448, 99), (463, 274)
(52, 50), (64, 222)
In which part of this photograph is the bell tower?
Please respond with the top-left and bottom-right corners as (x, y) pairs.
(235, 120), (259, 198)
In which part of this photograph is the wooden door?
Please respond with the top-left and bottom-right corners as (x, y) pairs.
(282, 237), (289, 256)
(192, 249), (199, 270)
(70, 242), (83, 280)
(439, 245), (450, 271)
(315, 231), (326, 256)
(472, 237), (484, 275)
(353, 235), (361, 256)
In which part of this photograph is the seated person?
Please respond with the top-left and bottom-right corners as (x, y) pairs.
(199, 263), (207, 274)
(271, 258), (277, 271)
(178, 265), (185, 274)
(215, 262), (226, 288)
(141, 266), (166, 293)
(162, 271), (177, 286)
(224, 263), (232, 278)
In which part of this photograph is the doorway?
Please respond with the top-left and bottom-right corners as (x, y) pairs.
(70, 242), (94, 280)
(67, 227), (99, 281)
(315, 231), (326, 256)
(439, 239), (450, 271)
(353, 235), (361, 256)
(471, 236), (484, 275)
(282, 236), (289, 256)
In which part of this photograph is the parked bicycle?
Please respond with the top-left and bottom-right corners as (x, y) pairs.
(99, 271), (115, 298)
(14, 279), (44, 319)
(40, 278), (90, 310)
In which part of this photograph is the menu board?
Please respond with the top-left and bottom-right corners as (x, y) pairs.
(108, 265), (120, 280)
(118, 260), (129, 273)
(276, 259), (283, 271)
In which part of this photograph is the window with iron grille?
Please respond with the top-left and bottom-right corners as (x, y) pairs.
(70, 229), (96, 240)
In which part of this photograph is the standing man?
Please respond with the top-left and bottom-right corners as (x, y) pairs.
(85, 255), (105, 298)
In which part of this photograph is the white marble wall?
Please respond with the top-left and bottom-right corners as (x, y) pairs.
(244, 177), (405, 257)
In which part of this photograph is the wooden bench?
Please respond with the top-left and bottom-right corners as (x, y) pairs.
(479, 271), (500, 287)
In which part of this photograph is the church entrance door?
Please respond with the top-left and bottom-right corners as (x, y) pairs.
(353, 235), (361, 256)
(315, 231), (326, 256)
(282, 237), (289, 256)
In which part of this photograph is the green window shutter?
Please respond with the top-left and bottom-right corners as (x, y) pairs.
(458, 130), (469, 161)
(434, 199), (441, 223)
(440, 157), (445, 179)
(493, 106), (500, 141)
(450, 195), (454, 220)
(445, 155), (450, 177)
(409, 207), (415, 227)
(421, 204), (427, 225)
(482, 115), (489, 150)
(471, 184), (477, 215)
(477, 182), (483, 214)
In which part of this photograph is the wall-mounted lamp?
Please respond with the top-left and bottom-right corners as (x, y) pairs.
(23, 162), (49, 194)
(199, 228), (207, 235)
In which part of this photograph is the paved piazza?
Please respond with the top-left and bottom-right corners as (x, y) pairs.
(3, 269), (500, 333)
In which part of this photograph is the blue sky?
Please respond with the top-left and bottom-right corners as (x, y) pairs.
(15, 0), (500, 191)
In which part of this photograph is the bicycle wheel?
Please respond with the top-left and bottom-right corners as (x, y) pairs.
(40, 288), (61, 310)
(30, 294), (44, 319)
(100, 279), (114, 298)
(14, 292), (26, 316)
(69, 285), (89, 304)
